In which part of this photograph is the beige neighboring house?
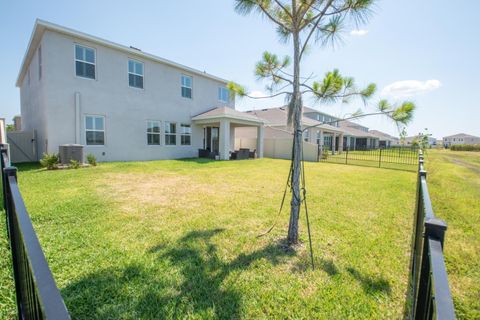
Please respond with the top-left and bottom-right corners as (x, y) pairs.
(302, 106), (381, 150)
(443, 133), (480, 147)
(236, 106), (347, 153)
(369, 130), (400, 148)
(13, 115), (22, 131)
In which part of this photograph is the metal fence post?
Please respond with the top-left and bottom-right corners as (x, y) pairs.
(378, 148), (382, 168)
(345, 147), (348, 164)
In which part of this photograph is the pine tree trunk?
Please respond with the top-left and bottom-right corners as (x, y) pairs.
(287, 28), (302, 245)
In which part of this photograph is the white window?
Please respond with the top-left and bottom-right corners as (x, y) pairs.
(147, 121), (161, 145)
(303, 130), (310, 142)
(180, 124), (192, 145)
(38, 46), (42, 80)
(218, 87), (229, 103)
(75, 44), (96, 79)
(85, 115), (105, 145)
(128, 59), (144, 89)
(181, 75), (192, 98)
(165, 122), (177, 145)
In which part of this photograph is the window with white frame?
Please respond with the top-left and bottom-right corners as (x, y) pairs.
(165, 122), (177, 145)
(180, 124), (192, 145)
(128, 59), (144, 89)
(75, 44), (96, 79)
(147, 121), (161, 145)
(218, 87), (229, 102)
(85, 115), (105, 145)
(303, 130), (310, 142)
(316, 130), (321, 145)
(181, 75), (192, 98)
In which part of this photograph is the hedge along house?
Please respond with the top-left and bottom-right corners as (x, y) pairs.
(16, 19), (264, 161)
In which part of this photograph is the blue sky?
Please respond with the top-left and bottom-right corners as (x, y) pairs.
(1, 0), (479, 139)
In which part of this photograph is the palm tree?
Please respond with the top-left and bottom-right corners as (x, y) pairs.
(229, 0), (415, 245)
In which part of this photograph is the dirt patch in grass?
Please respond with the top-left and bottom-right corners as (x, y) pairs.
(442, 154), (480, 175)
(96, 172), (214, 214)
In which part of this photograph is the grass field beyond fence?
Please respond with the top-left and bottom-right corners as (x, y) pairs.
(0, 151), (478, 319)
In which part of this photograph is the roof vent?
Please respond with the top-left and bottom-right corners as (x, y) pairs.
(129, 46), (142, 51)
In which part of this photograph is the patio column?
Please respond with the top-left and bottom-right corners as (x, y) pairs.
(353, 137), (356, 150)
(338, 133), (344, 154)
(257, 125), (264, 158)
(332, 133), (336, 154)
(219, 119), (230, 160)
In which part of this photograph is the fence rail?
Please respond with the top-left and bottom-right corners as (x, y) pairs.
(1, 144), (70, 319)
(319, 146), (419, 171)
(408, 151), (455, 319)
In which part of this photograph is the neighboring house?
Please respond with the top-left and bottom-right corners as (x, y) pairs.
(369, 130), (400, 148)
(303, 106), (381, 150)
(236, 107), (347, 152)
(443, 133), (480, 147)
(16, 19), (264, 161)
(13, 115), (22, 131)
(405, 135), (437, 147)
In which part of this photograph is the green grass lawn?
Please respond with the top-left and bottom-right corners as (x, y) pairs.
(0, 156), (437, 319)
(423, 150), (480, 319)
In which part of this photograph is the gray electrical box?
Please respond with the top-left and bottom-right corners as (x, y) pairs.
(59, 144), (84, 164)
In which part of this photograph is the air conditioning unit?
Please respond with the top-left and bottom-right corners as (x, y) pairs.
(59, 144), (84, 164)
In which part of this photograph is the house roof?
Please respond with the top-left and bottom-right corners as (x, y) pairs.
(369, 130), (399, 141)
(443, 133), (480, 139)
(16, 19), (229, 87)
(192, 107), (265, 124)
(244, 107), (345, 133)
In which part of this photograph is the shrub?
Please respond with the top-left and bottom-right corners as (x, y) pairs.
(69, 159), (80, 169)
(39, 153), (59, 170)
(86, 154), (97, 166)
(450, 144), (480, 152)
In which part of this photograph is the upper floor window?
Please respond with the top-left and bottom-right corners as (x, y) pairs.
(181, 75), (192, 99)
(218, 87), (229, 103)
(147, 120), (160, 145)
(85, 115), (104, 145)
(180, 124), (192, 145)
(165, 122), (177, 145)
(128, 59), (144, 89)
(75, 44), (96, 79)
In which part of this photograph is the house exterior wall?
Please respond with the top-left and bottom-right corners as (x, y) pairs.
(21, 30), (234, 161)
(443, 135), (480, 146)
(20, 38), (48, 160)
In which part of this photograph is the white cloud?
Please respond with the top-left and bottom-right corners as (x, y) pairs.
(381, 80), (441, 98)
(249, 90), (268, 98)
(350, 29), (368, 36)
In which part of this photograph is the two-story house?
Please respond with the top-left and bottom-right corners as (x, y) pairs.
(16, 20), (264, 162)
(443, 133), (480, 147)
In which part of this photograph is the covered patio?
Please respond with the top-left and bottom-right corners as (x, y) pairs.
(192, 107), (265, 160)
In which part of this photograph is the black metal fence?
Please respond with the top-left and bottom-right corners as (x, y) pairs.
(1, 144), (70, 319)
(319, 146), (419, 171)
(407, 151), (455, 319)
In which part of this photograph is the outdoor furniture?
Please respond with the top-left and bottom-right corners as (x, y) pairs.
(198, 149), (218, 159)
(230, 148), (250, 160)
(249, 149), (256, 158)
